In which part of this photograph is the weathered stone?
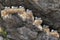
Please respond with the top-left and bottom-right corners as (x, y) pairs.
(0, 36), (3, 40)
(36, 32), (59, 40)
(25, 0), (60, 30)
(28, 0), (60, 10)
(3, 15), (23, 29)
(49, 36), (58, 40)
(36, 32), (49, 40)
(0, 0), (60, 40)
(17, 27), (38, 40)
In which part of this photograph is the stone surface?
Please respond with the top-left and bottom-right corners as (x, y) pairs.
(0, 36), (3, 40)
(3, 14), (23, 29)
(28, 0), (60, 10)
(36, 32), (59, 40)
(49, 36), (58, 40)
(0, 0), (60, 30)
(36, 32), (49, 40)
(0, 0), (60, 40)
(24, 0), (60, 31)
(17, 27), (38, 40)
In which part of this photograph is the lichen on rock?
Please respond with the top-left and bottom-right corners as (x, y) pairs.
(0, 6), (60, 40)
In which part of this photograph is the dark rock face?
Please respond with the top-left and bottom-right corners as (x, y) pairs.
(47, 11), (60, 29)
(0, 0), (60, 40)
(28, 0), (60, 10)
(3, 15), (23, 29)
(12, 0), (59, 32)
(40, 10), (60, 29)
(0, 0), (24, 6)
(17, 27), (38, 40)
(49, 36), (58, 40)
(27, 0), (60, 30)
(36, 32), (49, 40)
(1, 13), (59, 40)
(36, 32), (58, 40)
